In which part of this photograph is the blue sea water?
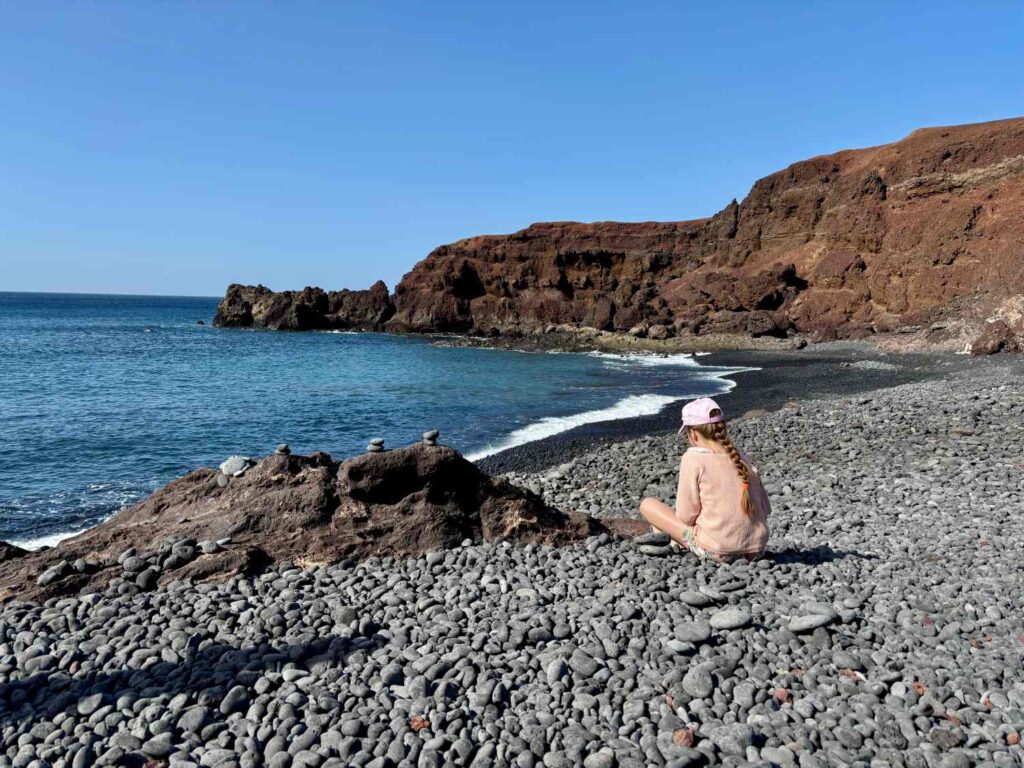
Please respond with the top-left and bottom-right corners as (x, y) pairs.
(0, 292), (746, 548)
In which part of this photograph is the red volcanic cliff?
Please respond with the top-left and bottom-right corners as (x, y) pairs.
(218, 118), (1024, 351)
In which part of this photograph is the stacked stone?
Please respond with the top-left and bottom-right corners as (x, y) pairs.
(422, 429), (440, 447)
(275, 443), (291, 455)
(634, 530), (673, 556)
(366, 438), (385, 453)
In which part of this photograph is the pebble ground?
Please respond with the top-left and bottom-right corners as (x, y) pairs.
(2, 364), (1023, 768)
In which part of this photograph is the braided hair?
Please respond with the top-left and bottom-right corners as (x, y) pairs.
(686, 410), (757, 518)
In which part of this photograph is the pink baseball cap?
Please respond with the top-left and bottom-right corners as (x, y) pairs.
(678, 397), (724, 433)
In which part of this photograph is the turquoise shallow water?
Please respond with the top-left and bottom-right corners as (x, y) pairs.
(0, 292), (744, 546)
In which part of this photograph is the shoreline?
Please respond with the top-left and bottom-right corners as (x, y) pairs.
(475, 342), (973, 476)
(4, 341), (974, 550)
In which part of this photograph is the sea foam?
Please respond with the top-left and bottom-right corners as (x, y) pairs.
(587, 351), (702, 367)
(465, 356), (757, 461)
(466, 393), (682, 461)
(10, 527), (90, 551)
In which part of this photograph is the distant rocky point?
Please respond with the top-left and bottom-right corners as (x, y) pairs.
(215, 117), (1024, 353)
(0, 443), (644, 603)
(214, 280), (394, 331)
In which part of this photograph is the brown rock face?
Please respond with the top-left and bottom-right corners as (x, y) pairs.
(389, 221), (705, 334)
(212, 118), (1024, 350)
(213, 281), (394, 330)
(391, 117), (1024, 345)
(0, 444), (643, 603)
(0, 543), (27, 563)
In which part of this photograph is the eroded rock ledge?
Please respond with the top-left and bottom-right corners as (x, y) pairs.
(0, 444), (644, 604)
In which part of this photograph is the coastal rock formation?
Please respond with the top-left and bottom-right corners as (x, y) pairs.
(0, 444), (644, 603)
(390, 221), (705, 334)
(0, 542), (27, 563)
(391, 118), (1024, 348)
(213, 281), (394, 331)
(217, 117), (1024, 352)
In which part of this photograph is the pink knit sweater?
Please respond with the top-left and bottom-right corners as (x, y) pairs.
(675, 447), (771, 556)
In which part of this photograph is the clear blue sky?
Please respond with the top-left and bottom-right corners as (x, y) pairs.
(2, 2), (1021, 296)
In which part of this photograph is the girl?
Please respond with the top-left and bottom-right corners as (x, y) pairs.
(640, 397), (770, 562)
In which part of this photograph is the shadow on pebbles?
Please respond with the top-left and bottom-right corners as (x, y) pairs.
(2, 365), (1024, 767)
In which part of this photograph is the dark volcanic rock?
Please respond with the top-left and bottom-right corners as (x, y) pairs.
(0, 542), (28, 563)
(0, 444), (644, 602)
(213, 280), (394, 330)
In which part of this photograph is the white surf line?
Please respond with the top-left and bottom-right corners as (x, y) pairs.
(586, 351), (704, 367)
(465, 362), (759, 462)
(9, 527), (91, 551)
(465, 393), (681, 461)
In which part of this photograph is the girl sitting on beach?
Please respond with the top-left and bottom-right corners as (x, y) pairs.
(640, 397), (770, 562)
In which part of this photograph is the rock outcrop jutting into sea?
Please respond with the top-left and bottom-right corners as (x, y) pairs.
(0, 443), (644, 604)
(214, 117), (1024, 352)
(214, 281), (394, 331)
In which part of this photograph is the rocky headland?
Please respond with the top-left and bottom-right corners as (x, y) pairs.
(2, 358), (1023, 767)
(215, 117), (1024, 355)
(0, 440), (644, 605)
(214, 282), (394, 332)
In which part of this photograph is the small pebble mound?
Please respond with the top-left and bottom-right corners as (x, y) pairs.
(2, 363), (1024, 766)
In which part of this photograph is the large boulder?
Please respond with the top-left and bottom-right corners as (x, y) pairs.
(969, 296), (1024, 355)
(0, 444), (644, 603)
(970, 319), (1024, 355)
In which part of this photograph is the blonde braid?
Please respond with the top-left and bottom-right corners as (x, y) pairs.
(688, 419), (757, 518)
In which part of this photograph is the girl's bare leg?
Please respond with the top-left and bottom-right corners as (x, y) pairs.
(639, 497), (689, 545)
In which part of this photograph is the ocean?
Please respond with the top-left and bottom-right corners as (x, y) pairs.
(0, 292), (747, 549)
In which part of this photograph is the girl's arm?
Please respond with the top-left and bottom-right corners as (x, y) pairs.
(675, 452), (702, 525)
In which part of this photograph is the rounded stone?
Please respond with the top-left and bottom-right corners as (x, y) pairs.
(682, 664), (714, 699)
(136, 568), (160, 591)
(788, 614), (834, 633)
(219, 455), (251, 475)
(674, 621), (712, 644)
(709, 606), (752, 630)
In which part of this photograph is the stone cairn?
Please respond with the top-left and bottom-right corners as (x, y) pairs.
(275, 443), (291, 455)
(366, 438), (385, 453)
(422, 429), (440, 446)
(634, 530), (674, 556)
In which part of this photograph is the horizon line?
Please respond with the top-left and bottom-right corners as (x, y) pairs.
(0, 289), (222, 300)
